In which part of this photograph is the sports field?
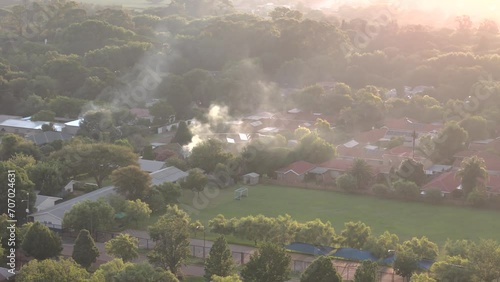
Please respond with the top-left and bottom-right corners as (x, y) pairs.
(180, 185), (500, 246)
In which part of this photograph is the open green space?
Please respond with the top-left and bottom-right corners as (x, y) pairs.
(179, 185), (500, 246)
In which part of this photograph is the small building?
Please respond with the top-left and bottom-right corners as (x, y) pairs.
(150, 166), (188, 186)
(243, 173), (260, 185)
(276, 161), (316, 183)
(62, 119), (82, 135)
(34, 194), (62, 212)
(64, 180), (77, 193)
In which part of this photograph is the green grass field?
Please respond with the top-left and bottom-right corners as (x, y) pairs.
(178, 185), (500, 247)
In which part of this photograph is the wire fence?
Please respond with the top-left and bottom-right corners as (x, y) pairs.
(62, 230), (405, 281)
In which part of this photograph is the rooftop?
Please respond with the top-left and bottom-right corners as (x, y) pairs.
(139, 159), (165, 173)
(150, 166), (188, 186)
(276, 160), (316, 175)
(26, 131), (73, 145)
(0, 119), (49, 130)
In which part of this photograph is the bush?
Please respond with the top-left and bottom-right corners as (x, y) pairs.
(425, 188), (443, 203)
(467, 189), (488, 207)
(393, 179), (421, 200)
(372, 184), (391, 197)
(451, 188), (464, 199)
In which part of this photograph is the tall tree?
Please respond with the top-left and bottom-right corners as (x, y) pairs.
(410, 273), (436, 282)
(433, 122), (468, 163)
(401, 237), (439, 260)
(340, 221), (372, 249)
(430, 255), (471, 282)
(468, 239), (500, 282)
(354, 260), (378, 282)
(51, 143), (138, 187)
(350, 158), (373, 189)
(204, 235), (236, 281)
(456, 156), (488, 196)
(112, 165), (152, 200)
(146, 182), (182, 214)
(180, 168), (208, 198)
(172, 121), (193, 145)
(21, 222), (62, 260)
(28, 161), (66, 196)
(91, 258), (130, 282)
(17, 257), (90, 282)
(72, 229), (100, 269)
(63, 199), (115, 235)
(189, 139), (232, 173)
(300, 256), (342, 282)
(148, 205), (191, 276)
(149, 101), (175, 125)
(295, 219), (337, 247)
(105, 233), (139, 262)
(393, 246), (419, 281)
(459, 115), (489, 141)
(240, 242), (291, 282)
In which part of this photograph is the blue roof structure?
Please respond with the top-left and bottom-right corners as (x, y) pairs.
(334, 248), (378, 261)
(285, 242), (334, 256)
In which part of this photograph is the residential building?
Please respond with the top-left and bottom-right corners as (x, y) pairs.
(276, 160), (316, 183)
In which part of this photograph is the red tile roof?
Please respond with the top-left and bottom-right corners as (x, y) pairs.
(276, 160), (316, 175)
(383, 118), (442, 133)
(423, 171), (500, 194)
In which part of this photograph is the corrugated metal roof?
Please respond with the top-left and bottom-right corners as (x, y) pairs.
(150, 166), (188, 186)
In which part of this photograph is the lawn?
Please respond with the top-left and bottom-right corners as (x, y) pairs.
(179, 185), (500, 247)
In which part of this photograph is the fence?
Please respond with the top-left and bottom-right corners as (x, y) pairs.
(64, 230), (405, 281)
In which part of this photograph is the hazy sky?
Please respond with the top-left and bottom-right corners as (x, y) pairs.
(313, 0), (498, 20)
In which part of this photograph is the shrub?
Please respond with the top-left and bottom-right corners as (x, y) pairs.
(467, 189), (488, 207)
(424, 188), (443, 203)
(372, 183), (391, 197)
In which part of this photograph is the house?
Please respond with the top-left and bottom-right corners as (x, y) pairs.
(150, 166), (188, 186)
(25, 131), (73, 146)
(276, 161), (316, 183)
(0, 119), (51, 135)
(31, 166), (188, 230)
(139, 158), (166, 173)
(243, 172), (260, 185)
(310, 159), (354, 184)
(382, 118), (442, 146)
(422, 171), (500, 196)
(30, 185), (117, 230)
(62, 119), (82, 135)
(34, 194), (62, 212)
(130, 108), (154, 123)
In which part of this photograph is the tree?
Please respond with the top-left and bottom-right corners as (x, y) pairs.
(149, 101), (175, 125)
(211, 274), (242, 282)
(208, 214), (235, 236)
(393, 179), (420, 199)
(72, 229), (99, 269)
(433, 122), (468, 162)
(51, 143), (139, 188)
(468, 239), (500, 282)
(181, 168), (208, 198)
(430, 255), (471, 282)
(364, 231), (399, 259)
(125, 199), (152, 227)
(296, 132), (336, 163)
(91, 258), (130, 282)
(410, 273), (436, 282)
(148, 205), (191, 276)
(459, 115), (489, 141)
(354, 260), (378, 282)
(112, 165), (152, 200)
(113, 262), (179, 282)
(0, 161), (34, 219)
(444, 239), (472, 258)
(78, 110), (121, 142)
(172, 121), (193, 145)
(401, 237), (439, 260)
(393, 247), (419, 281)
(189, 139), (232, 173)
(17, 257), (90, 282)
(204, 235), (236, 281)
(105, 233), (139, 262)
(336, 173), (357, 192)
(240, 242), (291, 282)
(28, 161), (66, 196)
(397, 159), (426, 186)
(456, 156), (488, 196)
(146, 182), (182, 214)
(21, 222), (62, 260)
(340, 221), (372, 249)
(63, 199), (115, 235)
(350, 159), (373, 189)
(143, 145), (155, 160)
(31, 110), (56, 121)
(0, 133), (41, 160)
(294, 127), (311, 140)
(300, 256), (342, 282)
(295, 219), (337, 247)
(315, 118), (332, 136)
